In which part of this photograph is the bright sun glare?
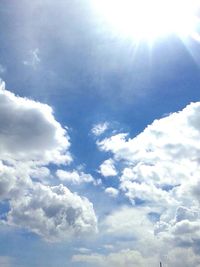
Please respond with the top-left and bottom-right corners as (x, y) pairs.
(93, 0), (200, 42)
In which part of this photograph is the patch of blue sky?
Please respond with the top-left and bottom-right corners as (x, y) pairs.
(0, 201), (10, 220)
(161, 184), (179, 192)
(0, 229), (74, 267)
(147, 212), (161, 223)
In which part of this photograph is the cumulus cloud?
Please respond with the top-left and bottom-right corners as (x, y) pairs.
(99, 159), (117, 177)
(155, 206), (200, 253)
(97, 102), (200, 263)
(105, 187), (119, 197)
(0, 81), (97, 242)
(96, 205), (200, 267)
(0, 160), (32, 200)
(91, 122), (109, 136)
(0, 84), (71, 165)
(7, 184), (97, 242)
(98, 102), (200, 206)
(56, 170), (94, 185)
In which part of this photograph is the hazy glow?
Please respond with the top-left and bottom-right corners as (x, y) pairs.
(93, 0), (200, 41)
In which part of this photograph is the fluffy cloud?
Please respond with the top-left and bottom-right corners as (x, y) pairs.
(155, 206), (200, 253)
(105, 187), (119, 197)
(99, 159), (117, 177)
(0, 81), (71, 165)
(7, 184), (97, 242)
(96, 205), (200, 267)
(0, 161), (31, 200)
(56, 170), (94, 184)
(97, 102), (200, 262)
(0, 79), (72, 204)
(0, 81), (97, 242)
(98, 102), (200, 206)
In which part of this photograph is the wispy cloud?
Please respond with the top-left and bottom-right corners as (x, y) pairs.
(23, 48), (40, 69)
(91, 122), (109, 136)
(0, 64), (6, 74)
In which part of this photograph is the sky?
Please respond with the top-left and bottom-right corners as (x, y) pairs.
(1, 0), (200, 266)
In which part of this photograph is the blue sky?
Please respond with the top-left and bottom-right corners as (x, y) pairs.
(1, 1), (200, 267)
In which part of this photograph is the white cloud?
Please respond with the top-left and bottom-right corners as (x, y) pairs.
(155, 206), (200, 252)
(72, 249), (157, 267)
(23, 48), (40, 68)
(0, 79), (5, 90)
(102, 206), (154, 239)
(97, 102), (200, 263)
(0, 83), (71, 165)
(72, 246), (200, 267)
(98, 102), (200, 206)
(97, 133), (129, 157)
(0, 81), (97, 242)
(99, 159), (117, 177)
(0, 160), (98, 242)
(165, 247), (200, 267)
(0, 160), (32, 201)
(105, 187), (119, 197)
(120, 180), (174, 206)
(7, 183), (97, 242)
(75, 247), (91, 254)
(95, 205), (200, 267)
(56, 170), (94, 185)
(91, 122), (109, 136)
(0, 64), (6, 74)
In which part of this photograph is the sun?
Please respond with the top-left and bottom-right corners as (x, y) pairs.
(92, 0), (200, 42)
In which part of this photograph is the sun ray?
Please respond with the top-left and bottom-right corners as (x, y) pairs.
(92, 0), (200, 44)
